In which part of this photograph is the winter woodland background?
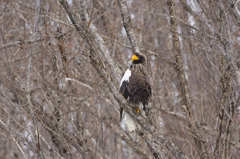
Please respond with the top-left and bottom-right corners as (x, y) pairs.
(1, 0), (240, 158)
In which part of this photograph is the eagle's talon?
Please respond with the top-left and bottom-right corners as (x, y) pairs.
(135, 108), (140, 114)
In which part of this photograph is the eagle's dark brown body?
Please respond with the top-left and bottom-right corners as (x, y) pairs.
(119, 53), (151, 111)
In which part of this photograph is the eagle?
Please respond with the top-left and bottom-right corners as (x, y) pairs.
(119, 53), (151, 117)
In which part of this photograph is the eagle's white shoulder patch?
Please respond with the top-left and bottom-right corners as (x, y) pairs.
(120, 69), (131, 87)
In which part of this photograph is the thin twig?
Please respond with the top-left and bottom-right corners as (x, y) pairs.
(116, 0), (139, 53)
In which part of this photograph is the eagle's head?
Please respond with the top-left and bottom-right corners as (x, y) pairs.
(131, 53), (146, 64)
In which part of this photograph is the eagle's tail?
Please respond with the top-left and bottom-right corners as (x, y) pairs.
(120, 107), (124, 121)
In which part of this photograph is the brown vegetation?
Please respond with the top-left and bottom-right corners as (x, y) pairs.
(0, 0), (240, 158)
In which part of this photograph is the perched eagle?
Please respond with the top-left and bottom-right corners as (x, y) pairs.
(119, 53), (151, 116)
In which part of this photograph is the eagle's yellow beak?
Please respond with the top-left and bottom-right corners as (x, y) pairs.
(131, 54), (139, 61)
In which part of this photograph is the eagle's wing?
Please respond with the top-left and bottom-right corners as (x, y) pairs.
(119, 81), (130, 99)
(120, 69), (131, 99)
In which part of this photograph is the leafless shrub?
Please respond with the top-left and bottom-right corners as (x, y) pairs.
(0, 0), (240, 159)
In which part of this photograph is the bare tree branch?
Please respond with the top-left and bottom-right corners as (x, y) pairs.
(117, 0), (140, 53)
